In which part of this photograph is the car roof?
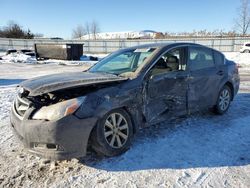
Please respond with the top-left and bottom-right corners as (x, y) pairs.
(125, 42), (205, 50)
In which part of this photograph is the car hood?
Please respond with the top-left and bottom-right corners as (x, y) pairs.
(19, 71), (127, 96)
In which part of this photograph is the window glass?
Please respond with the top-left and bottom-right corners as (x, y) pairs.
(246, 43), (250, 47)
(188, 47), (215, 70)
(213, 50), (225, 65)
(151, 47), (186, 75)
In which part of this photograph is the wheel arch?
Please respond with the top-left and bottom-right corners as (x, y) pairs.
(224, 81), (234, 100)
(122, 106), (140, 134)
(88, 106), (138, 147)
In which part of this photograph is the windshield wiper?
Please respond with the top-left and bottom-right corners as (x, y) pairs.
(92, 71), (120, 76)
(106, 72), (120, 76)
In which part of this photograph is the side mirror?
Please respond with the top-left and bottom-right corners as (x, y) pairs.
(149, 73), (162, 83)
(150, 74), (154, 80)
(148, 70), (157, 80)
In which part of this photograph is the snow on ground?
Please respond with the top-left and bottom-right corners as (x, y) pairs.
(80, 30), (156, 40)
(0, 51), (6, 57)
(0, 52), (107, 66)
(83, 53), (108, 59)
(224, 52), (250, 68)
(1, 53), (37, 64)
(39, 54), (107, 66)
(0, 52), (250, 187)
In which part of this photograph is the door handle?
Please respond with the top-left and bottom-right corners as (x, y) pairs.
(217, 70), (224, 76)
(174, 75), (187, 79)
(174, 75), (193, 81)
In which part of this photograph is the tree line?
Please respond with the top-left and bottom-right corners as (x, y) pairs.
(0, 21), (36, 39)
(154, 30), (250, 39)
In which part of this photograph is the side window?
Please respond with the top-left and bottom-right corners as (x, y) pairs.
(151, 47), (186, 75)
(188, 47), (215, 71)
(246, 43), (250, 47)
(213, 50), (225, 65)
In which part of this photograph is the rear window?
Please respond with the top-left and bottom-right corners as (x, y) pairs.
(213, 50), (225, 65)
(188, 47), (215, 71)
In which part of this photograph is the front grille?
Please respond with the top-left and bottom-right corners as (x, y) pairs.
(14, 95), (29, 119)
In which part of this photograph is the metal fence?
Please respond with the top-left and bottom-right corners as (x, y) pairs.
(1, 37), (250, 53)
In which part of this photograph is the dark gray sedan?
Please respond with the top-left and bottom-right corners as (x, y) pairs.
(10, 43), (240, 160)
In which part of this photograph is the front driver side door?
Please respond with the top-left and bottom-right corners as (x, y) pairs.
(143, 47), (189, 124)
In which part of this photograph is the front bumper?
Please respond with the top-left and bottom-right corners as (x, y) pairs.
(10, 105), (97, 160)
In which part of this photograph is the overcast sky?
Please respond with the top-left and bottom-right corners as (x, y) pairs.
(0, 0), (241, 39)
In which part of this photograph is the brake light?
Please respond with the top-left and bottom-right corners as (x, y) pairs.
(235, 64), (239, 74)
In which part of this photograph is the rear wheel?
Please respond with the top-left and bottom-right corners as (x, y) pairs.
(243, 50), (250, 53)
(91, 109), (133, 157)
(214, 85), (232, 114)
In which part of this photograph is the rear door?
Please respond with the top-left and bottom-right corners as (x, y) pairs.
(187, 46), (222, 112)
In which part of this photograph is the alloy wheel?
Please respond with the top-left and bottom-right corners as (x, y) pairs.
(104, 113), (129, 148)
(219, 88), (230, 111)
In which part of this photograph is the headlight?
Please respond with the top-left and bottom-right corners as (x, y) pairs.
(32, 96), (86, 121)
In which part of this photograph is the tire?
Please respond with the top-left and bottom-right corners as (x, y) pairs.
(91, 109), (134, 157)
(214, 85), (232, 115)
(243, 50), (250, 53)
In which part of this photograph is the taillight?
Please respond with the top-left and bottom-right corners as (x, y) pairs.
(235, 64), (239, 74)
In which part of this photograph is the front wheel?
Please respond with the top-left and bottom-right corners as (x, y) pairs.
(214, 85), (232, 114)
(91, 109), (133, 157)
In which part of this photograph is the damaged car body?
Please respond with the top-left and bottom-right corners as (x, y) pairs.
(10, 43), (240, 160)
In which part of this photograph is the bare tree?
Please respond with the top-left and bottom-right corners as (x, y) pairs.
(34, 33), (44, 38)
(91, 20), (100, 40)
(235, 0), (250, 36)
(0, 21), (35, 39)
(73, 21), (100, 40)
(72, 24), (86, 39)
(84, 22), (90, 39)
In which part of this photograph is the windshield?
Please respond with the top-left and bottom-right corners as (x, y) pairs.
(89, 48), (156, 75)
